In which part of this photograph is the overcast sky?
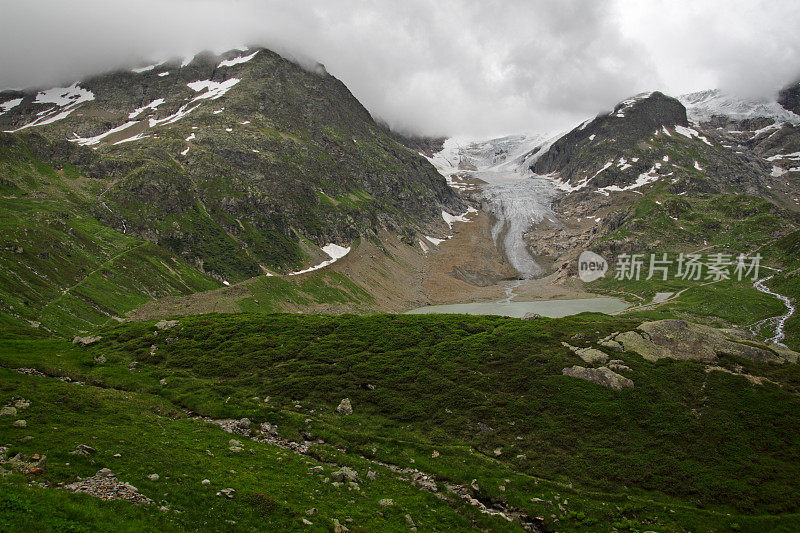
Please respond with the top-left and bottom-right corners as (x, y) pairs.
(1, 0), (799, 137)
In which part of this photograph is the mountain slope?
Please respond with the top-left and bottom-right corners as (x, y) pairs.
(0, 47), (463, 283)
(0, 133), (220, 335)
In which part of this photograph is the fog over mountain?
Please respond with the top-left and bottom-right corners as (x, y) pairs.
(1, 0), (799, 136)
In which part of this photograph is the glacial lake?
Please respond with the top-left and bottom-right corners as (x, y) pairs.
(405, 297), (628, 318)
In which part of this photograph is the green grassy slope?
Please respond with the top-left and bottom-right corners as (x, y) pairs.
(0, 136), (220, 336)
(3, 313), (800, 531)
(587, 189), (798, 346)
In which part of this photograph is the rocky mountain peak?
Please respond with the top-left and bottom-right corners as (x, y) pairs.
(530, 91), (687, 185)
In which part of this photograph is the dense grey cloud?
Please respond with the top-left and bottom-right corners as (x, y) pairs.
(1, 0), (799, 136)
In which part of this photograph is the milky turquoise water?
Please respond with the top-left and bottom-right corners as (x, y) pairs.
(405, 297), (628, 318)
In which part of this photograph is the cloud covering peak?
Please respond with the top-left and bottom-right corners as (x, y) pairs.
(1, 0), (799, 136)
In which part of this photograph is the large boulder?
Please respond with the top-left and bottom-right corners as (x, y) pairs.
(611, 320), (790, 363)
(562, 365), (634, 391)
(336, 398), (353, 415)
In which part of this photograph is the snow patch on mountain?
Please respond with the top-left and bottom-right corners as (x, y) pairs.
(596, 164), (662, 196)
(149, 103), (202, 127)
(614, 92), (653, 118)
(129, 98), (165, 119)
(70, 121), (140, 146)
(679, 89), (800, 125)
(441, 207), (478, 228)
(218, 50), (259, 68)
(0, 98), (23, 116)
(5, 83), (95, 132)
(674, 125), (713, 146)
(187, 79), (241, 101)
(287, 244), (351, 276)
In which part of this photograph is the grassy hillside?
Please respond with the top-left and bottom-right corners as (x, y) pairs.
(3, 313), (800, 531)
(586, 189), (798, 347)
(0, 136), (220, 336)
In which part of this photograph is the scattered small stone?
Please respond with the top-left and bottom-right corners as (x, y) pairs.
(477, 422), (493, 434)
(348, 481), (360, 491)
(332, 466), (359, 483)
(15, 368), (46, 377)
(113, 453), (121, 457)
(159, 379), (167, 386)
(148, 474), (159, 481)
(1, 449), (47, 475)
(302, 518), (313, 526)
(308, 466), (324, 475)
(201, 479), (211, 485)
(216, 488), (236, 499)
(260, 422), (278, 437)
(69, 444), (96, 456)
(366, 470), (376, 481)
(332, 518), (349, 533)
(13, 399), (30, 409)
(93, 354), (106, 364)
(336, 398), (353, 415)
(150, 345), (158, 355)
(378, 498), (394, 507)
(431, 450), (439, 458)
(0, 407), (17, 417)
(306, 508), (318, 516)
(155, 319), (179, 330)
(64, 468), (153, 505)
(72, 335), (101, 346)
(12, 420), (26, 428)
(493, 447), (502, 456)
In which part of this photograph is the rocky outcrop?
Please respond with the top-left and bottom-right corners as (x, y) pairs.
(72, 335), (101, 346)
(64, 468), (153, 505)
(604, 320), (798, 363)
(531, 92), (687, 187)
(778, 81), (800, 116)
(562, 342), (609, 364)
(562, 365), (634, 390)
(336, 398), (353, 415)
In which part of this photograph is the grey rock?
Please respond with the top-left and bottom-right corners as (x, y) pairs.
(562, 365), (634, 391)
(69, 444), (96, 456)
(0, 407), (17, 417)
(72, 335), (101, 346)
(331, 466), (359, 483)
(617, 320), (790, 363)
(336, 398), (353, 415)
(155, 319), (179, 330)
